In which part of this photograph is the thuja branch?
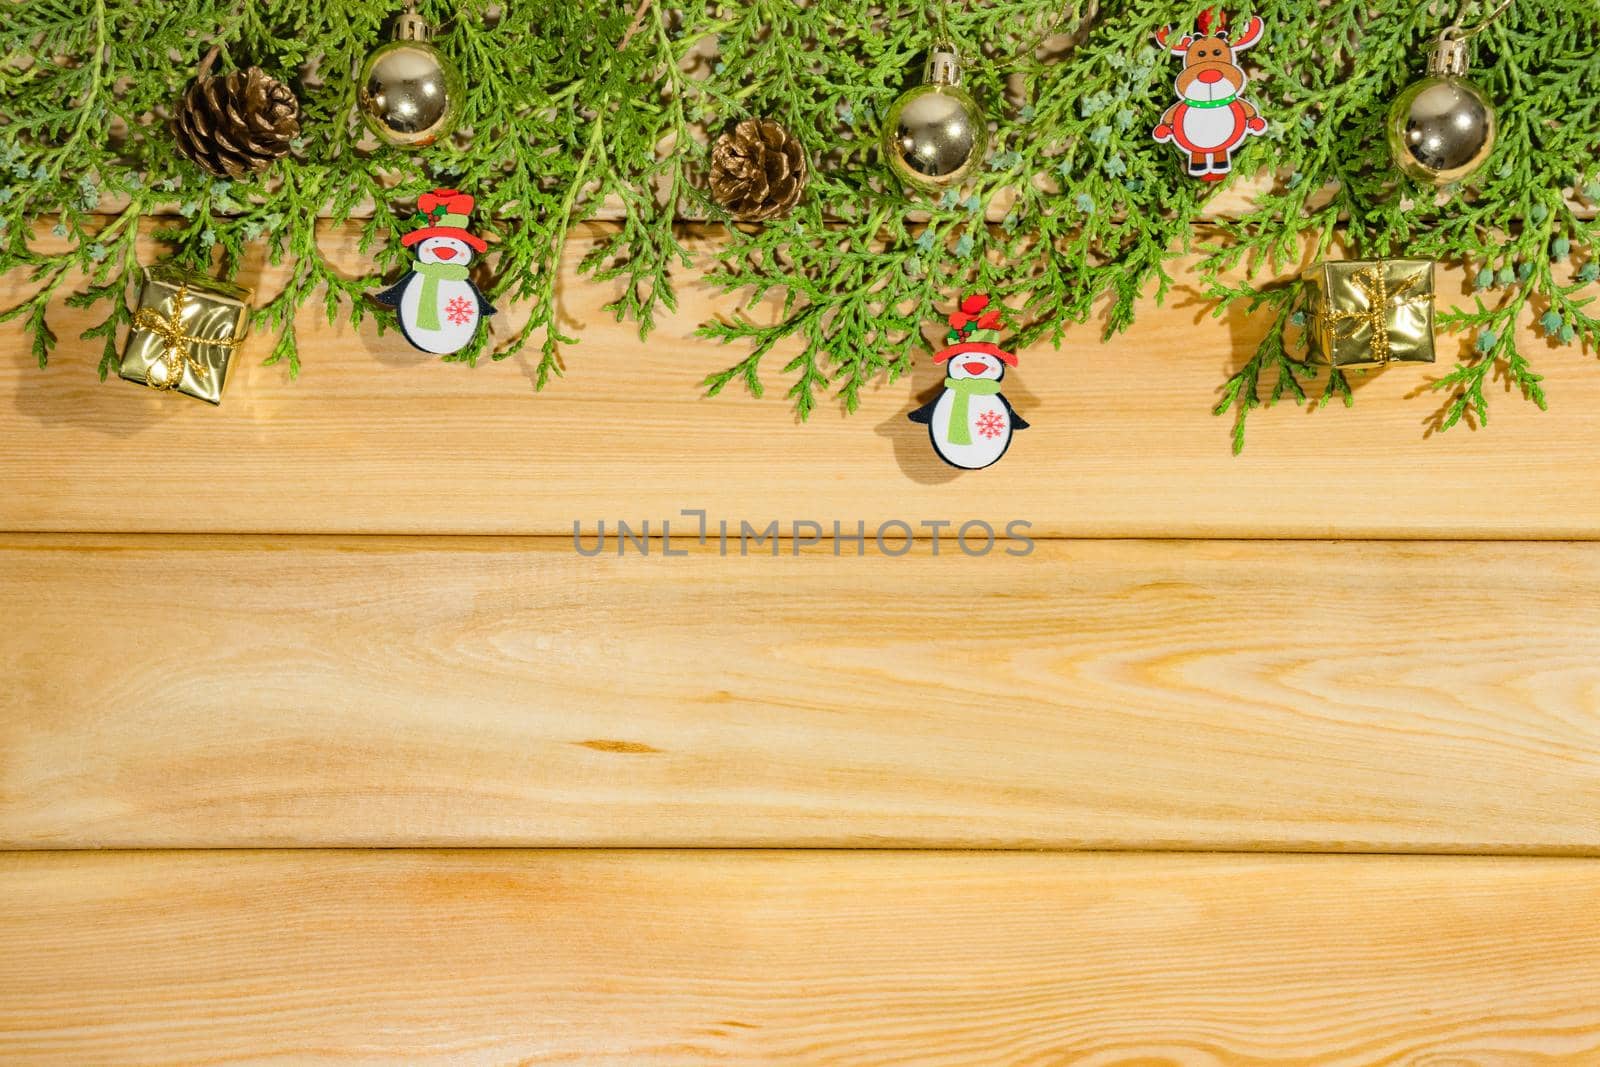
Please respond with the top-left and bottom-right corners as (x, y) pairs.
(1200, 0), (1600, 449)
(0, 0), (1597, 452)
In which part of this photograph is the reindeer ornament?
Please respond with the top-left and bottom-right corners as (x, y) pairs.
(1152, 15), (1267, 182)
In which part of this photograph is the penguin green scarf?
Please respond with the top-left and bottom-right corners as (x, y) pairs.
(413, 262), (470, 331)
(943, 377), (1001, 445)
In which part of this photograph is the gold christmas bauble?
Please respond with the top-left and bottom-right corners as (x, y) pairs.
(358, 12), (463, 147)
(881, 46), (987, 190)
(1385, 34), (1496, 185)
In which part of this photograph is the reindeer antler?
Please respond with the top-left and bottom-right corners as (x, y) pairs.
(1227, 15), (1264, 51)
(1155, 26), (1194, 55)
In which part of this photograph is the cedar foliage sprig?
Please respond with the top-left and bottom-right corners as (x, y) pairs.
(0, 0), (688, 382)
(1, 0), (1597, 451)
(1203, 0), (1600, 449)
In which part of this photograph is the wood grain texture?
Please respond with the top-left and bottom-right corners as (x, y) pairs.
(6, 534), (1600, 851)
(3, 849), (1599, 1064)
(3, 223), (1600, 537)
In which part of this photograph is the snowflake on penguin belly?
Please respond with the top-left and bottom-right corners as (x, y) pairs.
(908, 295), (1029, 470)
(374, 187), (496, 356)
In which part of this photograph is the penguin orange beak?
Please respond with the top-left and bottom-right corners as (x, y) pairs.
(963, 361), (989, 375)
(432, 247), (458, 260)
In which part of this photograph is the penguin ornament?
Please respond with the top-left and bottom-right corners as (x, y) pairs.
(908, 294), (1029, 470)
(374, 188), (495, 355)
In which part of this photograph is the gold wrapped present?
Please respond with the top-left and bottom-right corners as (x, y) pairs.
(1303, 258), (1435, 370)
(119, 266), (252, 404)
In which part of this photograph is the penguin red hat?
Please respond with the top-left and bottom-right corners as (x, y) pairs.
(401, 188), (488, 253)
(932, 294), (1018, 366)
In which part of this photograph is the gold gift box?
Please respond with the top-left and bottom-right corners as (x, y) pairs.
(119, 266), (253, 405)
(1303, 258), (1435, 369)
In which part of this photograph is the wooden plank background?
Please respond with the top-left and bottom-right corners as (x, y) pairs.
(5, 850), (1600, 1064)
(4, 534), (1600, 851)
(3, 223), (1599, 537)
(5, 211), (1600, 1061)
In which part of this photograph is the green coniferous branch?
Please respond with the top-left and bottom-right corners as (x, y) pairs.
(1, 0), (1597, 452)
(1200, 0), (1600, 447)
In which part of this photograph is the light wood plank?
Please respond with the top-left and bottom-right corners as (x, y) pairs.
(3, 850), (1599, 1064)
(3, 222), (1599, 537)
(5, 534), (1600, 851)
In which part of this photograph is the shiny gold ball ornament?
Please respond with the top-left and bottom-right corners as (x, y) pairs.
(358, 10), (464, 147)
(1386, 28), (1497, 185)
(881, 45), (987, 190)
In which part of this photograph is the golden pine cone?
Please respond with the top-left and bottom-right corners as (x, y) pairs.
(173, 63), (300, 180)
(709, 118), (808, 222)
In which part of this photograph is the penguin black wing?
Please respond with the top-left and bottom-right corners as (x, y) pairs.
(372, 275), (410, 308)
(1000, 394), (1029, 430)
(907, 398), (939, 424)
(471, 281), (498, 317)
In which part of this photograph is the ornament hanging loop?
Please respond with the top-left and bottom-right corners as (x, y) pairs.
(1449, 0), (1512, 40)
(1427, 0), (1509, 78)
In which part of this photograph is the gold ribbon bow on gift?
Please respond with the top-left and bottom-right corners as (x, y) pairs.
(130, 282), (245, 391)
(1324, 262), (1425, 366)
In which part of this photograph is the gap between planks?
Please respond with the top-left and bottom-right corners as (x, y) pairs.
(9, 530), (1600, 544)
